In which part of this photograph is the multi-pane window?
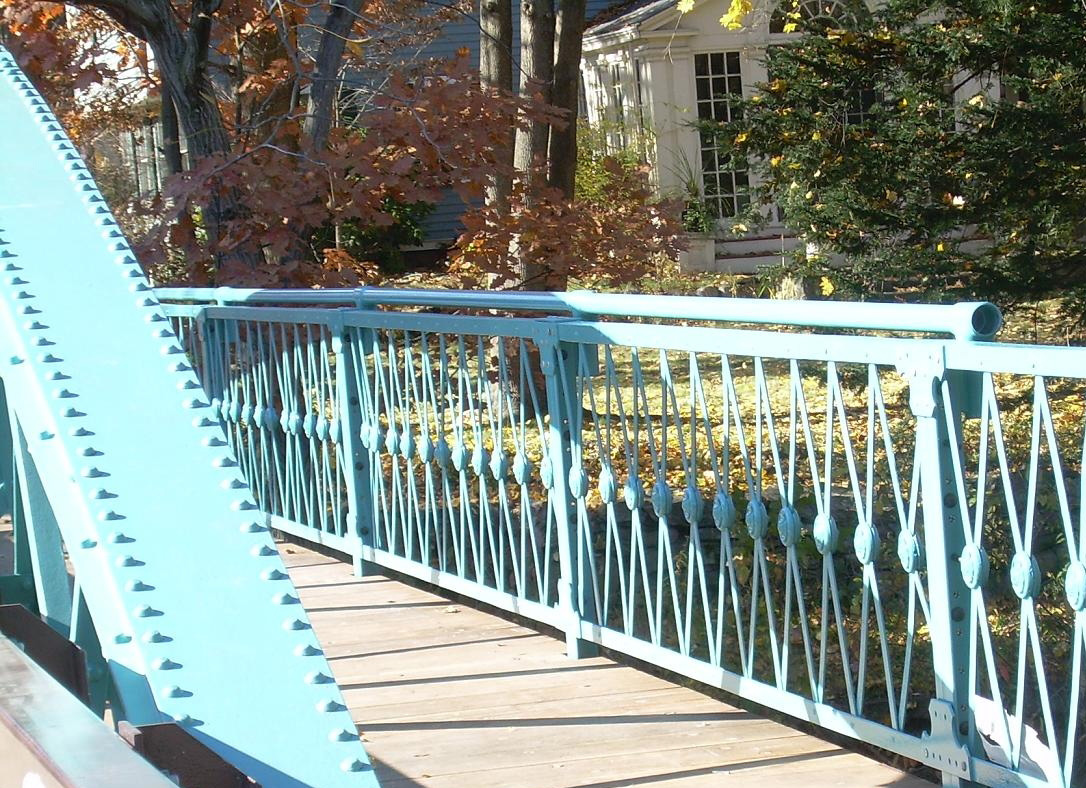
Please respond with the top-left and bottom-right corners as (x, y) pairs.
(695, 52), (748, 219)
(609, 64), (628, 149)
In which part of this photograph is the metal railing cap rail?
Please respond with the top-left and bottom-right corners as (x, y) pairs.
(154, 286), (1004, 340)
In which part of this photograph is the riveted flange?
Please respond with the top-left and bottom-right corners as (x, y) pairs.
(1009, 552), (1041, 600)
(682, 485), (704, 525)
(812, 513), (838, 554)
(851, 520), (877, 564)
(488, 449), (508, 480)
(623, 476), (644, 510)
(650, 480), (672, 518)
(512, 451), (532, 485)
(959, 543), (989, 589)
(897, 529), (922, 573)
(470, 444), (486, 476)
(450, 440), (468, 472)
(568, 464), (588, 498)
(712, 491), (736, 533)
(597, 464), (615, 505)
(434, 437), (451, 469)
(539, 454), (554, 489)
(777, 506), (802, 547)
(746, 498), (769, 540)
(1064, 561), (1086, 612)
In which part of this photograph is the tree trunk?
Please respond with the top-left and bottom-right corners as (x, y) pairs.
(547, 0), (586, 199)
(159, 81), (183, 175)
(304, 0), (365, 151)
(480, 0), (514, 207)
(514, 0), (554, 177)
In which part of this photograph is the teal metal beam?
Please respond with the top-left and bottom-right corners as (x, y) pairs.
(0, 47), (376, 787)
(157, 286), (1004, 340)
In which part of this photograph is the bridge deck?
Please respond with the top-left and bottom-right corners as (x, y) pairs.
(281, 544), (932, 788)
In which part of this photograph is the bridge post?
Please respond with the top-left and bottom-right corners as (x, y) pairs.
(901, 347), (979, 787)
(539, 319), (599, 659)
(334, 318), (376, 575)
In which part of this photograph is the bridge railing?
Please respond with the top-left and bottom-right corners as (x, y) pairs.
(157, 286), (1084, 788)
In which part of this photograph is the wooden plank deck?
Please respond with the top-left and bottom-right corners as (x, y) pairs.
(281, 544), (933, 788)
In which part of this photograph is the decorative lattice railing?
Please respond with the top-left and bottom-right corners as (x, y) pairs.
(159, 286), (1084, 788)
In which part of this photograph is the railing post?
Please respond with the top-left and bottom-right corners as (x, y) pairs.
(539, 318), (598, 659)
(900, 347), (979, 787)
(333, 315), (376, 576)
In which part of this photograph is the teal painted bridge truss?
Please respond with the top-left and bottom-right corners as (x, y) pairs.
(0, 47), (375, 786)
(2, 39), (1086, 788)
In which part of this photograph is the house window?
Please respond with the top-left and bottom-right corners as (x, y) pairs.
(609, 64), (628, 150)
(694, 52), (748, 219)
(634, 59), (650, 129)
(770, 0), (858, 33)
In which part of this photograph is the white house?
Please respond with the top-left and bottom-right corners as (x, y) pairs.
(579, 0), (865, 271)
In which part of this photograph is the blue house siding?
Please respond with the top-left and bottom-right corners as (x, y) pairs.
(418, 1), (618, 244)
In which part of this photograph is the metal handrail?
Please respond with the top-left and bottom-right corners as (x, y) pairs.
(154, 286), (1004, 341)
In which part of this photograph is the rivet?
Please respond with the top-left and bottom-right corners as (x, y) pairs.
(213, 457), (238, 467)
(306, 671), (334, 684)
(8, 276), (27, 284)
(261, 568), (287, 580)
(9, 356), (22, 365)
(114, 634), (132, 644)
(202, 436), (228, 447)
(25, 321), (46, 330)
(222, 479), (247, 490)
(39, 353), (61, 363)
(143, 630), (170, 643)
(116, 555), (142, 567)
(152, 657), (180, 670)
(63, 407), (85, 418)
(19, 305), (41, 314)
(161, 685), (187, 699)
(192, 416), (217, 427)
(70, 427), (93, 437)
(295, 644), (322, 657)
(172, 362), (193, 372)
(34, 337), (54, 346)
(125, 579), (151, 592)
(39, 430), (53, 440)
(317, 699), (346, 712)
(241, 522), (266, 533)
(115, 255), (136, 265)
(253, 545), (277, 556)
(330, 729), (358, 742)
(231, 500), (258, 511)
(81, 447), (103, 456)
(92, 488), (116, 499)
(81, 467), (107, 478)
(47, 371), (69, 380)
(138, 297), (157, 307)
(130, 282), (150, 292)
(183, 398), (209, 409)
(284, 618), (311, 631)
(98, 510), (123, 521)
(108, 531), (131, 543)
(341, 759), (368, 773)
(134, 604), (159, 617)
(273, 593), (300, 605)
(80, 538), (97, 549)
(179, 380), (201, 390)
(173, 714), (194, 725)
(161, 344), (183, 355)
(15, 290), (33, 299)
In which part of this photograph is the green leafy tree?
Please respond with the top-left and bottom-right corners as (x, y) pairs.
(720, 0), (1086, 310)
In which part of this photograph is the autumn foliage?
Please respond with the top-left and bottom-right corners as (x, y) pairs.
(2, 0), (685, 290)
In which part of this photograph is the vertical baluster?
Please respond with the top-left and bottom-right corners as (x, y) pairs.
(334, 317), (375, 573)
(903, 349), (978, 786)
(538, 318), (598, 658)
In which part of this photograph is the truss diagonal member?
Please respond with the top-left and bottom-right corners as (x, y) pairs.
(0, 47), (377, 788)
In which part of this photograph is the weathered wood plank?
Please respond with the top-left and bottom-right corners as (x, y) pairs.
(281, 546), (932, 788)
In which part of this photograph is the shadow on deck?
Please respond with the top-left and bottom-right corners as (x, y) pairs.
(280, 544), (934, 788)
